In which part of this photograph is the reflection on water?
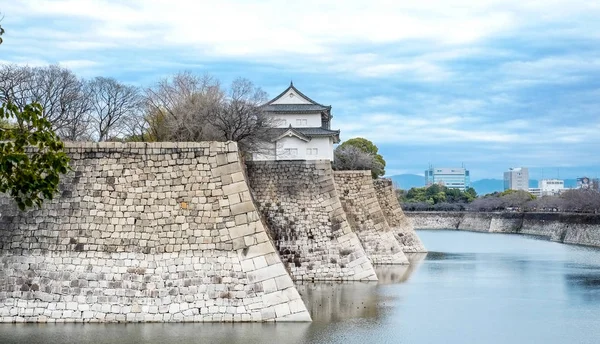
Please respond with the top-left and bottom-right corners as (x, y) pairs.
(296, 254), (426, 323)
(425, 251), (477, 260)
(4, 230), (600, 344)
(374, 253), (426, 284)
(0, 323), (312, 344)
(296, 281), (379, 322)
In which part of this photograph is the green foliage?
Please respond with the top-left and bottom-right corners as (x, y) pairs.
(339, 137), (386, 178)
(340, 137), (378, 154)
(400, 184), (478, 205)
(0, 102), (70, 210)
(499, 189), (536, 199)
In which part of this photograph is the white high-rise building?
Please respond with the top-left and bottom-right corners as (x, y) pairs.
(504, 167), (529, 191)
(425, 167), (470, 191)
(539, 179), (565, 196)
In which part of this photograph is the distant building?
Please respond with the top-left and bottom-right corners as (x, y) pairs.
(504, 167), (529, 191)
(577, 177), (600, 191)
(539, 179), (564, 196)
(425, 167), (470, 191)
(528, 188), (542, 197)
(252, 82), (340, 161)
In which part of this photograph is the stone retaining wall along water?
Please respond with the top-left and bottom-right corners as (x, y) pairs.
(373, 179), (426, 252)
(333, 171), (408, 265)
(245, 161), (377, 281)
(406, 211), (600, 247)
(0, 142), (310, 323)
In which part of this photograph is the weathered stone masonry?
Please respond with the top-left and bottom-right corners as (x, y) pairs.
(333, 171), (408, 265)
(373, 179), (426, 253)
(407, 211), (600, 248)
(0, 142), (310, 323)
(246, 161), (377, 281)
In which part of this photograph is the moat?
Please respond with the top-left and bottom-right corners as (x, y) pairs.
(3, 230), (600, 343)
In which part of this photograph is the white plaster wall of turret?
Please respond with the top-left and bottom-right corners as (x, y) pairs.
(274, 136), (334, 161)
(271, 114), (322, 128)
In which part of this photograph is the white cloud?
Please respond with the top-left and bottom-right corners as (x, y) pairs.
(2, 0), (600, 82)
(3, 0), (600, 178)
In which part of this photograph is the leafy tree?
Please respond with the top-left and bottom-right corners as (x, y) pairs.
(465, 187), (478, 201)
(0, 25), (3, 45)
(0, 21), (70, 210)
(0, 102), (70, 210)
(333, 145), (380, 173)
(337, 137), (386, 178)
(400, 184), (477, 208)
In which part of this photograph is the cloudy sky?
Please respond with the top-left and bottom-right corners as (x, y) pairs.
(1, 0), (600, 180)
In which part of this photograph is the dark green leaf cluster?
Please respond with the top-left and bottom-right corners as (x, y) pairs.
(399, 184), (478, 205)
(0, 102), (70, 210)
(337, 137), (386, 178)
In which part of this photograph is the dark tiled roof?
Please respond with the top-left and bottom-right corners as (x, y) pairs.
(261, 104), (330, 113)
(266, 82), (329, 107)
(269, 127), (341, 143)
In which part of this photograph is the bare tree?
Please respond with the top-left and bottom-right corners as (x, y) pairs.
(87, 77), (141, 141)
(0, 64), (92, 140)
(560, 189), (600, 213)
(468, 197), (506, 212)
(0, 64), (35, 109)
(333, 145), (384, 172)
(524, 196), (562, 212)
(56, 86), (93, 141)
(30, 65), (81, 129)
(144, 71), (222, 142)
(207, 78), (273, 152)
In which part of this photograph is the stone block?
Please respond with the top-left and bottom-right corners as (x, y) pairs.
(222, 182), (247, 196)
(230, 202), (255, 216)
(0, 142), (310, 324)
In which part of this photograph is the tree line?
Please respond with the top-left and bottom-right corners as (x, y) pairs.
(0, 64), (274, 152)
(469, 189), (600, 213)
(398, 184), (478, 211)
(400, 186), (600, 214)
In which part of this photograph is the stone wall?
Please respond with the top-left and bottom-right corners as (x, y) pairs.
(0, 142), (310, 323)
(373, 179), (426, 252)
(406, 211), (600, 247)
(245, 161), (376, 281)
(333, 171), (408, 265)
(405, 212), (462, 230)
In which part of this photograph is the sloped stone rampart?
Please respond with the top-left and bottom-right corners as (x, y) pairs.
(333, 171), (408, 265)
(245, 161), (377, 281)
(373, 179), (426, 252)
(0, 142), (310, 323)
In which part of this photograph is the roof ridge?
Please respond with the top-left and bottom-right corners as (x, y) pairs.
(266, 83), (329, 107)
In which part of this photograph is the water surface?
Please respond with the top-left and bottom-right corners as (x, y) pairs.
(3, 230), (600, 344)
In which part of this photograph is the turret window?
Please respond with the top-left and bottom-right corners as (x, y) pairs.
(307, 148), (318, 155)
(283, 148), (298, 156)
(296, 119), (307, 126)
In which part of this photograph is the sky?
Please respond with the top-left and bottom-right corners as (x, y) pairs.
(1, 0), (600, 180)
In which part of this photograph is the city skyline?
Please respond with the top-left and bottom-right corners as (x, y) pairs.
(398, 165), (599, 182)
(1, 1), (600, 179)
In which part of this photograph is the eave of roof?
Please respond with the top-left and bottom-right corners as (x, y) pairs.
(269, 127), (341, 143)
(261, 104), (331, 113)
(265, 82), (330, 108)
